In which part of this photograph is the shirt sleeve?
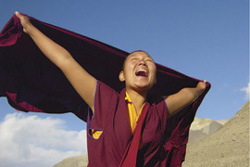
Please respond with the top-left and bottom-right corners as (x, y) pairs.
(154, 97), (168, 134)
(88, 81), (118, 131)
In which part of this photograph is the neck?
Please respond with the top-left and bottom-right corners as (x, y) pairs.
(126, 89), (147, 114)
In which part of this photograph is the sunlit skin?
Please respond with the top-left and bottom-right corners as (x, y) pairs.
(119, 51), (156, 95)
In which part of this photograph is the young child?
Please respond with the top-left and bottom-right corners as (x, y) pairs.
(15, 12), (206, 167)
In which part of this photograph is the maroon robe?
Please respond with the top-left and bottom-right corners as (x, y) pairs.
(88, 81), (168, 166)
(0, 14), (210, 166)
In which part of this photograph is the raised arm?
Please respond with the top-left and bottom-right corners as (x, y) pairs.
(15, 12), (97, 112)
(164, 80), (206, 117)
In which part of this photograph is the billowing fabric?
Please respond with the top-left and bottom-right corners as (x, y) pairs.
(0, 14), (210, 166)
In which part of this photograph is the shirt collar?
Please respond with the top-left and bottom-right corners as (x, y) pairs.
(125, 91), (132, 103)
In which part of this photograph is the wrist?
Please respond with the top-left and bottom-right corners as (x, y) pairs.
(25, 23), (37, 36)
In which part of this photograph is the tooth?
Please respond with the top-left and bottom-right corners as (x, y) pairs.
(137, 69), (146, 72)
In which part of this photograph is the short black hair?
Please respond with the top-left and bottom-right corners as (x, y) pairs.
(129, 50), (149, 56)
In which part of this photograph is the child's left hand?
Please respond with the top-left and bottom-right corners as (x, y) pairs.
(196, 80), (207, 95)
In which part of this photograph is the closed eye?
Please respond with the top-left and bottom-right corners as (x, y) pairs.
(145, 59), (153, 62)
(130, 58), (138, 61)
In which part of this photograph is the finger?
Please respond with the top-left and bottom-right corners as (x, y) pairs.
(15, 11), (23, 19)
(203, 80), (207, 88)
(15, 11), (21, 18)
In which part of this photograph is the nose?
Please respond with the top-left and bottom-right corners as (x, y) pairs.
(138, 60), (147, 66)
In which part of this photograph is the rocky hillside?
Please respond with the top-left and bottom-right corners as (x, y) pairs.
(183, 101), (249, 167)
(188, 117), (227, 143)
(53, 155), (88, 167)
(53, 102), (249, 167)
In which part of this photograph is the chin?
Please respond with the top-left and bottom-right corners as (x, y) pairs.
(135, 84), (152, 93)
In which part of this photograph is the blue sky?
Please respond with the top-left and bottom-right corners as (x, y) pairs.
(0, 1), (249, 166)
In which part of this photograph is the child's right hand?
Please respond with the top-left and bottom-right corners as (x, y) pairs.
(15, 12), (32, 34)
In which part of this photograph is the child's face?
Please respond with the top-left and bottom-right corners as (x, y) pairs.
(119, 51), (157, 93)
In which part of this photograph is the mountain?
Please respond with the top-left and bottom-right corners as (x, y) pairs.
(53, 155), (88, 167)
(183, 101), (249, 167)
(188, 117), (227, 143)
(53, 102), (249, 167)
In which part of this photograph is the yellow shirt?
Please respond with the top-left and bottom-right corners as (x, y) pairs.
(91, 91), (144, 139)
(125, 92), (145, 133)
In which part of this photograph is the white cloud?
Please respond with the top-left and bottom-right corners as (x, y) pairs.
(0, 113), (87, 167)
(241, 82), (250, 100)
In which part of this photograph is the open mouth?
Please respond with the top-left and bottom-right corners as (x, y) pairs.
(135, 69), (148, 77)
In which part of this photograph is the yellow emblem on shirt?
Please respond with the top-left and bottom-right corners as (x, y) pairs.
(91, 91), (145, 139)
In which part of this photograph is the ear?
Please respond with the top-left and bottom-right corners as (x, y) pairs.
(119, 71), (125, 82)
